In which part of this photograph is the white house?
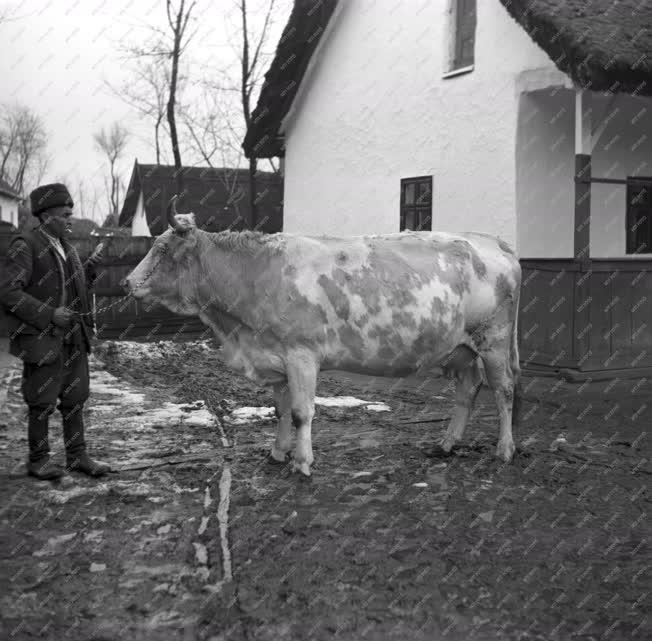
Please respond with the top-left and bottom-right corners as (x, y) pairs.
(245, 0), (652, 378)
(0, 178), (21, 229)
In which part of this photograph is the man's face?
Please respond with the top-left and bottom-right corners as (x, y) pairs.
(40, 205), (73, 239)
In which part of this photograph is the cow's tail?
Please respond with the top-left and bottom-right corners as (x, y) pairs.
(510, 268), (523, 429)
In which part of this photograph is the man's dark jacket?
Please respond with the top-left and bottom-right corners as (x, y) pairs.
(0, 229), (96, 364)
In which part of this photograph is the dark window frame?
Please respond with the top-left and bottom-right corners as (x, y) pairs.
(400, 176), (433, 232)
(452, 0), (477, 71)
(626, 177), (652, 255)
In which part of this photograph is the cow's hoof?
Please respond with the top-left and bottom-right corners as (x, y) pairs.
(495, 440), (515, 462)
(425, 444), (454, 458)
(267, 450), (290, 465)
(292, 460), (312, 479)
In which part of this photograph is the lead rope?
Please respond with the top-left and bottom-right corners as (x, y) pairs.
(74, 246), (170, 318)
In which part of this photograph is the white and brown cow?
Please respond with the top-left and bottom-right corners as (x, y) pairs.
(125, 197), (522, 476)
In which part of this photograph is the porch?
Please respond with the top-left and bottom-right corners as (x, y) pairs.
(515, 77), (652, 378)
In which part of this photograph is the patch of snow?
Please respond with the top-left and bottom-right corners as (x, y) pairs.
(315, 396), (390, 412)
(46, 481), (157, 504)
(315, 395), (368, 407)
(198, 516), (210, 536)
(365, 403), (391, 412)
(224, 406), (275, 425)
(90, 562), (106, 572)
(33, 533), (77, 557)
(83, 530), (104, 543)
(478, 510), (494, 523)
(412, 482), (428, 488)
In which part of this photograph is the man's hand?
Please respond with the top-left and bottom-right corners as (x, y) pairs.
(53, 307), (75, 327)
(87, 241), (105, 265)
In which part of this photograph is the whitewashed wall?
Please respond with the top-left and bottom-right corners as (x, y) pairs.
(281, 0), (558, 249)
(131, 191), (151, 237)
(0, 194), (19, 227)
(516, 89), (575, 258)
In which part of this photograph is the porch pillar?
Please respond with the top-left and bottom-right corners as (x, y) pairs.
(574, 89), (591, 261)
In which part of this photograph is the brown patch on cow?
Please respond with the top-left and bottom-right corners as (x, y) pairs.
(431, 297), (448, 318)
(494, 273), (514, 306)
(368, 323), (406, 361)
(391, 310), (417, 330)
(355, 313), (370, 329)
(318, 275), (350, 321)
(433, 240), (472, 295)
(337, 325), (365, 361)
(470, 250), (488, 280)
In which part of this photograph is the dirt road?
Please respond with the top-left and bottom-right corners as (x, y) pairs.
(1, 340), (649, 640)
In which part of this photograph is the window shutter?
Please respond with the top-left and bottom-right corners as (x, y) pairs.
(627, 181), (652, 254)
(454, 0), (476, 69)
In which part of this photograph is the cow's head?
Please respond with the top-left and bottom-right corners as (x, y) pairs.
(124, 195), (201, 315)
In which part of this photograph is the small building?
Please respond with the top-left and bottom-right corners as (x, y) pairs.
(0, 178), (21, 230)
(118, 160), (283, 236)
(244, 0), (652, 379)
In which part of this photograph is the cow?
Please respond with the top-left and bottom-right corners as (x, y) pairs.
(124, 196), (522, 477)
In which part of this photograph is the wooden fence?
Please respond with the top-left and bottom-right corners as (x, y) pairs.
(0, 233), (207, 340)
(519, 257), (652, 378)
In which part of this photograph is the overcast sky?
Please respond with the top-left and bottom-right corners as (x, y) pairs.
(0, 0), (290, 223)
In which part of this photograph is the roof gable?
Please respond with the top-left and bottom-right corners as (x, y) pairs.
(245, 0), (652, 158)
(243, 0), (339, 158)
(118, 162), (283, 235)
(0, 177), (21, 200)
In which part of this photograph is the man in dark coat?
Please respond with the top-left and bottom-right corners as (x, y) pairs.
(0, 183), (111, 480)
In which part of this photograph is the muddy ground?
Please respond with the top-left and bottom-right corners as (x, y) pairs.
(0, 339), (649, 641)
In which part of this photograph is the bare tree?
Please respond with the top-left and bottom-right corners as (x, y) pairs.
(119, 1), (198, 171)
(107, 57), (170, 164)
(93, 123), (129, 226)
(182, 0), (283, 228)
(166, 0), (197, 168)
(0, 103), (49, 195)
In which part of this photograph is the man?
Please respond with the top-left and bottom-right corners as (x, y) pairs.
(0, 182), (110, 480)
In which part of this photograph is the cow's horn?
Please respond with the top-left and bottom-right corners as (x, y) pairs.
(167, 195), (183, 231)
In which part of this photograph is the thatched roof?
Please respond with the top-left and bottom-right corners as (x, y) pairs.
(499, 0), (652, 96)
(242, 0), (339, 158)
(118, 161), (283, 235)
(244, 0), (652, 158)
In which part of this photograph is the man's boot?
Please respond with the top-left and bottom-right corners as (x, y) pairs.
(62, 407), (111, 477)
(27, 408), (64, 480)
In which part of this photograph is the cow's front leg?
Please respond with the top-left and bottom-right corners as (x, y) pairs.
(285, 350), (319, 477)
(270, 382), (292, 463)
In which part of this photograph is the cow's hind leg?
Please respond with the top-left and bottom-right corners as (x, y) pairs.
(480, 346), (515, 462)
(270, 382), (293, 463)
(440, 359), (483, 453)
(285, 350), (319, 477)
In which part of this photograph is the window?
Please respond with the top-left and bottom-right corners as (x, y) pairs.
(626, 178), (652, 254)
(400, 176), (432, 231)
(449, 0), (476, 73)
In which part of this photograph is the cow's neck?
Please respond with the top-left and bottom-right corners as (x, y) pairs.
(194, 230), (272, 336)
